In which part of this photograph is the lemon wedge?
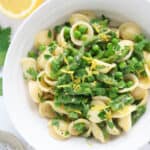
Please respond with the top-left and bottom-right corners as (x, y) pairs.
(0, 0), (43, 19)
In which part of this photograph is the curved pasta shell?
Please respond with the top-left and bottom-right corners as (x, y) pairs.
(144, 51), (150, 68)
(39, 101), (57, 118)
(118, 40), (134, 61)
(93, 59), (116, 73)
(70, 21), (94, 46)
(119, 22), (141, 41)
(106, 121), (120, 135)
(91, 123), (106, 143)
(34, 29), (53, 48)
(88, 102), (106, 123)
(37, 49), (50, 70)
(37, 71), (54, 94)
(21, 57), (37, 80)
(92, 96), (111, 105)
(139, 64), (150, 89)
(28, 81), (41, 103)
(118, 114), (132, 132)
(57, 28), (67, 48)
(68, 119), (91, 137)
(69, 13), (92, 25)
(131, 86), (148, 105)
(112, 105), (136, 118)
(49, 101), (68, 115)
(53, 46), (64, 56)
(48, 120), (70, 140)
(78, 10), (96, 19)
(44, 75), (57, 87)
(119, 74), (139, 93)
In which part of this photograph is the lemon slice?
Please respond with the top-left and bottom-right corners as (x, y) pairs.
(0, 0), (43, 19)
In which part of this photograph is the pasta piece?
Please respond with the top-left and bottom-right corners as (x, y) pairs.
(93, 59), (116, 73)
(106, 120), (120, 135)
(28, 81), (41, 103)
(21, 57), (37, 80)
(92, 96), (111, 105)
(118, 114), (132, 132)
(118, 40), (134, 61)
(37, 71), (54, 94)
(34, 29), (53, 48)
(70, 21), (94, 46)
(49, 101), (68, 115)
(144, 51), (150, 68)
(119, 22), (141, 40)
(37, 49), (50, 70)
(131, 86), (148, 105)
(57, 28), (68, 48)
(68, 119), (91, 137)
(91, 123), (106, 143)
(48, 119), (70, 140)
(112, 105), (136, 118)
(44, 75), (57, 87)
(139, 64), (150, 89)
(39, 101), (57, 118)
(119, 74), (139, 93)
(53, 46), (64, 56)
(69, 11), (95, 25)
(88, 101), (106, 123)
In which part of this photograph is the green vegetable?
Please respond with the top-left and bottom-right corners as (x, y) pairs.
(51, 119), (60, 127)
(78, 25), (88, 34)
(0, 27), (11, 67)
(26, 68), (38, 80)
(27, 50), (37, 59)
(0, 78), (2, 96)
(73, 123), (87, 134)
(74, 30), (82, 39)
(132, 105), (146, 125)
(68, 112), (79, 120)
(39, 44), (46, 52)
(48, 30), (52, 38)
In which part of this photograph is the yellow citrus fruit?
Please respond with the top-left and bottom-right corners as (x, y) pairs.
(0, 0), (43, 19)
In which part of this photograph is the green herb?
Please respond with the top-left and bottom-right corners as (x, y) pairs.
(27, 50), (37, 59)
(68, 112), (79, 120)
(73, 123), (87, 134)
(48, 30), (52, 38)
(106, 120), (114, 129)
(26, 68), (38, 80)
(39, 44), (46, 52)
(0, 78), (2, 96)
(44, 54), (51, 60)
(0, 27), (11, 67)
(51, 119), (60, 127)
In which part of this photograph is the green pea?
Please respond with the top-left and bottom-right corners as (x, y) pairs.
(92, 44), (100, 51)
(78, 25), (88, 34)
(74, 30), (82, 39)
(64, 27), (70, 35)
(39, 44), (46, 52)
(81, 35), (87, 41)
(115, 72), (123, 79)
(126, 81), (133, 87)
(119, 62), (127, 69)
(118, 81), (126, 89)
(67, 56), (74, 63)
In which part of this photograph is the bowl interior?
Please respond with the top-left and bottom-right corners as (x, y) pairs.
(3, 0), (150, 150)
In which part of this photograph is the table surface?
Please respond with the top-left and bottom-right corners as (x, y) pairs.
(0, 9), (149, 150)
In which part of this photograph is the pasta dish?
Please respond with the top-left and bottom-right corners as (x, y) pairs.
(21, 11), (150, 142)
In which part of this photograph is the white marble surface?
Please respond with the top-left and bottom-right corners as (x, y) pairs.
(0, 6), (149, 150)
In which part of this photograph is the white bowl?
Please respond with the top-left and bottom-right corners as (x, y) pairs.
(3, 0), (150, 150)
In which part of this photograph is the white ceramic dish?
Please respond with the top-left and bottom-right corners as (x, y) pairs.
(3, 0), (150, 150)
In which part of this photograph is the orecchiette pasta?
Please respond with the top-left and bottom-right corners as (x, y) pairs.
(34, 29), (53, 48)
(119, 22), (141, 40)
(22, 11), (150, 143)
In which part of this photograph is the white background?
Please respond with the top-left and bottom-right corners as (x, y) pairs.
(0, 4), (149, 150)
